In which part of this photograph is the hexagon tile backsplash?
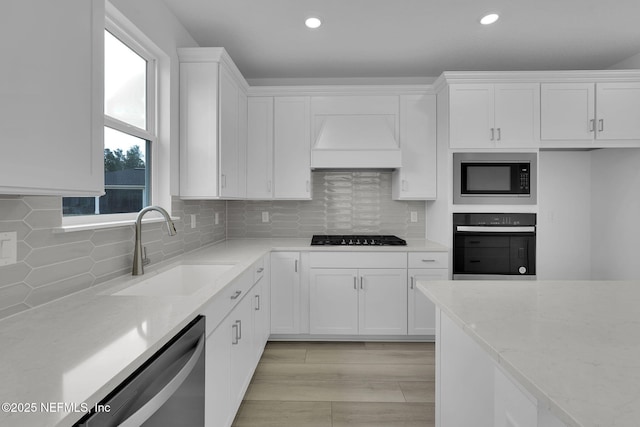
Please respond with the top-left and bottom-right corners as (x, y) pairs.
(0, 196), (226, 319)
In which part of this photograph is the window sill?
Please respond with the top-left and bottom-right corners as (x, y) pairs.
(55, 216), (180, 233)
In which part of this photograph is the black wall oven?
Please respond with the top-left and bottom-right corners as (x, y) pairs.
(453, 213), (536, 280)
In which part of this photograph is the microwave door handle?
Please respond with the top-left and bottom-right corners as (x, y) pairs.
(119, 334), (205, 427)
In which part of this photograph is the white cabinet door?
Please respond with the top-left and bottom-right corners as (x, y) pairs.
(494, 367), (537, 427)
(274, 97), (311, 199)
(359, 269), (408, 335)
(408, 269), (447, 335)
(237, 89), (248, 198)
(494, 83), (540, 147)
(596, 82), (640, 140)
(449, 83), (540, 149)
(449, 84), (495, 149)
(309, 268), (359, 335)
(0, 0), (104, 196)
(392, 94), (437, 200)
(270, 252), (301, 334)
(541, 83), (595, 141)
(229, 292), (255, 407)
(205, 318), (232, 427)
(219, 65), (240, 198)
(247, 97), (274, 199)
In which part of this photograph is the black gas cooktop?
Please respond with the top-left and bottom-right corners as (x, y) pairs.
(310, 235), (407, 246)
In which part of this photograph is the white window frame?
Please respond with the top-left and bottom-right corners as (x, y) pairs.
(62, 4), (168, 230)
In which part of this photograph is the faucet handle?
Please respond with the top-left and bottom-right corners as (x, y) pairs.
(142, 246), (151, 266)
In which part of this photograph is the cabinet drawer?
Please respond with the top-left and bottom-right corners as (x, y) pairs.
(408, 252), (448, 269)
(309, 252), (407, 269)
(202, 269), (253, 337)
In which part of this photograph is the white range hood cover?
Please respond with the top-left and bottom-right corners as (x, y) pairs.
(311, 115), (402, 169)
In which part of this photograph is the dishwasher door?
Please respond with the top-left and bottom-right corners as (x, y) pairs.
(76, 315), (205, 427)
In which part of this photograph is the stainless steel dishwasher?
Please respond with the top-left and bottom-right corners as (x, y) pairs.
(75, 316), (205, 427)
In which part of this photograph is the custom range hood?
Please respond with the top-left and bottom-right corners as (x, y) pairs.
(310, 96), (402, 169)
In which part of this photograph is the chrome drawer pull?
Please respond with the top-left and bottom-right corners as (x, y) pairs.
(230, 290), (242, 300)
(421, 259), (436, 263)
(256, 267), (264, 273)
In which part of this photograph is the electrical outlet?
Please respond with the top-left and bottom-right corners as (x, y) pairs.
(0, 232), (17, 266)
(262, 211), (269, 223)
(190, 214), (197, 229)
(410, 211), (418, 223)
(214, 212), (220, 225)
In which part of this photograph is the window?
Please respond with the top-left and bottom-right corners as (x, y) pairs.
(63, 26), (156, 218)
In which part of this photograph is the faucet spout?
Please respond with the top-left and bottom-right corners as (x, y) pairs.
(132, 206), (177, 275)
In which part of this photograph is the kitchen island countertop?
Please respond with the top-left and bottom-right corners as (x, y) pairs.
(0, 237), (446, 427)
(417, 279), (640, 427)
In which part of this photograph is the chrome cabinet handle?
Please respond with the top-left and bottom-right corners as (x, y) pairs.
(360, 276), (364, 290)
(236, 320), (242, 340)
(232, 323), (239, 345)
(410, 276), (414, 290)
(599, 119), (604, 132)
(255, 294), (260, 311)
(294, 259), (298, 272)
(490, 128), (495, 141)
(589, 119), (595, 132)
(256, 267), (264, 273)
(421, 259), (436, 263)
(353, 276), (357, 289)
(221, 174), (226, 188)
(496, 128), (501, 141)
(231, 290), (242, 300)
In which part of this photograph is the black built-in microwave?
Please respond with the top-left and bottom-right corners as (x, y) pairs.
(453, 152), (537, 205)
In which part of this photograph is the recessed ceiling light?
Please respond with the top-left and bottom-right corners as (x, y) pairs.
(480, 13), (500, 25)
(305, 17), (322, 29)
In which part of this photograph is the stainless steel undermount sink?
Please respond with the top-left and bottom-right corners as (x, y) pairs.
(112, 263), (236, 296)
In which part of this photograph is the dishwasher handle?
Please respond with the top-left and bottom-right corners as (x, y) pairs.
(119, 333), (205, 427)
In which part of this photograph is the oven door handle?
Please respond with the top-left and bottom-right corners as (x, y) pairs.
(119, 333), (205, 427)
(456, 226), (535, 233)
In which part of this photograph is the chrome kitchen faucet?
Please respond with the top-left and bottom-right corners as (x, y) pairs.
(132, 206), (177, 275)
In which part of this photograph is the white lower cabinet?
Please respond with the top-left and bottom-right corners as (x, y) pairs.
(270, 252), (302, 334)
(494, 367), (537, 427)
(204, 257), (270, 427)
(308, 252), (408, 336)
(309, 268), (407, 335)
(408, 269), (447, 335)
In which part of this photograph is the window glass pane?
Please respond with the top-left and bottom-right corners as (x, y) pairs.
(105, 30), (146, 129)
(63, 127), (150, 216)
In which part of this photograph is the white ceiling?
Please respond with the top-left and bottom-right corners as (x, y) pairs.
(161, 0), (640, 84)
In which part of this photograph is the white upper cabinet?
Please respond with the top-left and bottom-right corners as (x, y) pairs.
(392, 93), (437, 200)
(274, 97), (311, 199)
(449, 83), (540, 149)
(0, 0), (104, 196)
(179, 48), (248, 199)
(246, 97), (274, 199)
(542, 82), (640, 144)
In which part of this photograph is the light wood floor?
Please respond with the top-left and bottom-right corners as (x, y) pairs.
(232, 341), (436, 427)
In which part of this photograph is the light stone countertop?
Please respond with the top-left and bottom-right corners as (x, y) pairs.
(417, 280), (640, 427)
(0, 237), (446, 427)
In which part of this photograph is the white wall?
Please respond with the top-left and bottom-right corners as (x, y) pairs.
(610, 52), (640, 69)
(537, 151), (592, 280)
(590, 148), (640, 280)
(108, 0), (198, 199)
